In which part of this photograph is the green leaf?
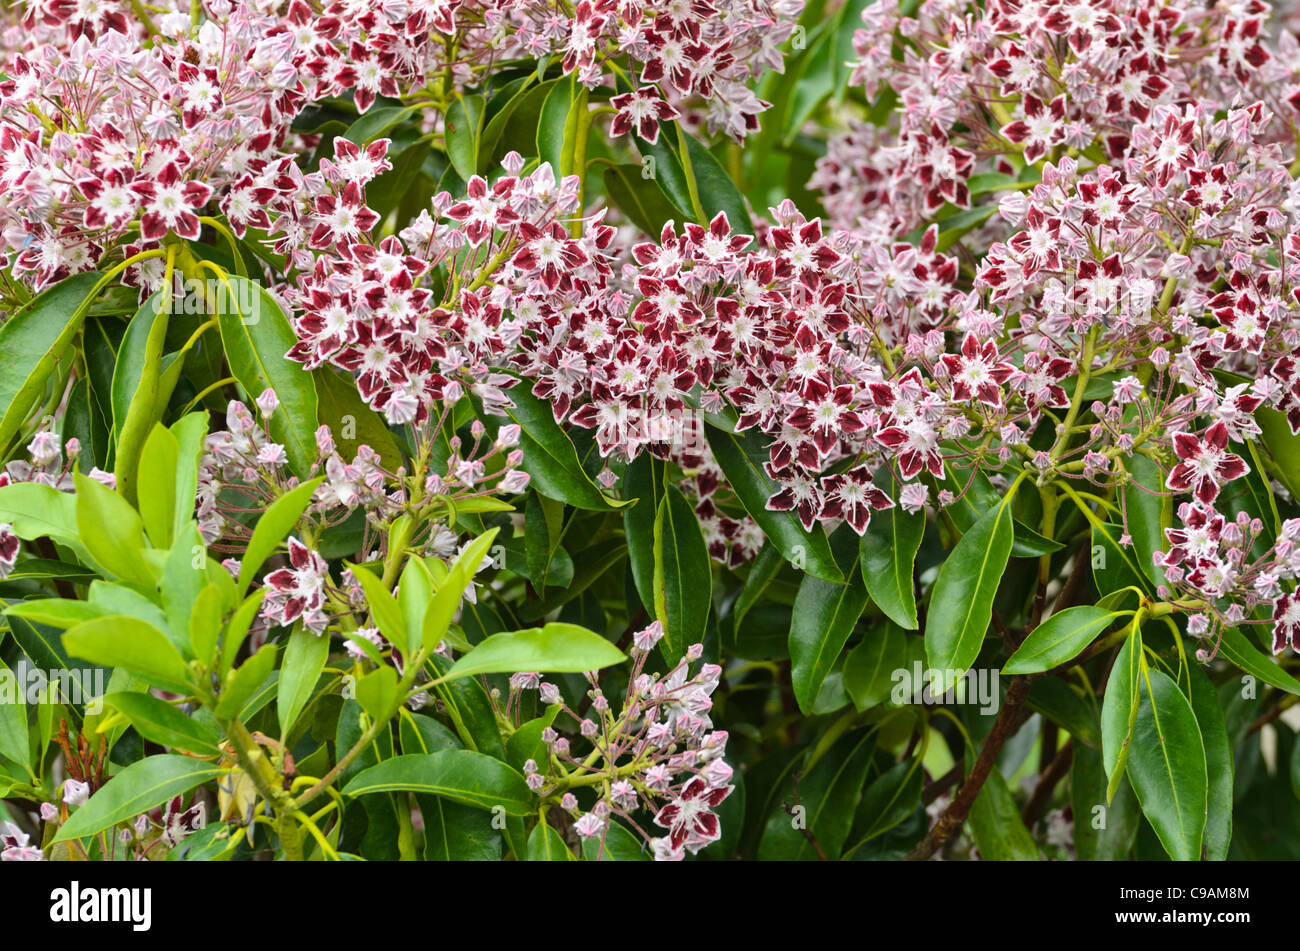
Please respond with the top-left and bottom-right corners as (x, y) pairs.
(277, 629), (330, 737)
(1217, 625), (1300, 695)
(1072, 744), (1141, 861)
(187, 583), (223, 667)
(843, 622), (909, 711)
(355, 664), (400, 724)
(0, 481), (81, 549)
(1003, 606), (1120, 675)
(622, 454), (664, 614)
(789, 539), (869, 714)
(1186, 663), (1232, 860)
(1255, 403), (1300, 499)
(439, 623), (626, 682)
(603, 162), (681, 235)
(445, 94), (486, 181)
(1026, 676), (1101, 750)
(214, 276), (319, 476)
(703, 421), (842, 582)
(1092, 519), (1155, 598)
(537, 75), (581, 178)
(677, 130), (754, 234)
(0, 657), (30, 768)
(74, 471), (155, 587)
(343, 104), (416, 145)
(0, 271), (103, 451)
(313, 367), (403, 470)
(501, 383), (628, 511)
(63, 616), (192, 695)
(1100, 626), (1142, 800)
(526, 821), (575, 861)
(168, 413), (209, 543)
(54, 756), (224, 844)
(342, 750), (533, 814)
(505, 705), (561, 772)
(859, 473), (924, 629)
(5, 599), (107, 629)
(969, 768), (1040, 860)
(652, 484), (712, 665)
(581, 818), (650, 861)
(214, 643), (278, 718)
(845, 758), (922, 854)
(1128, 668), (1207, 861)
(1124, 454), (1169, 587)
(137, 424), (179, 549)
(398, 554), (433, 656)
(757, 729), (875, 860)
(103, 692), (222, 756)
(236, 476), (324, 596)
(422, 527), (500, 652)
(351, 563), (407, 656)
(924, 498), (1013, 692)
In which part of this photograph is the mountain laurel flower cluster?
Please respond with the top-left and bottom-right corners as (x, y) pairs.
(3, 0), (1300, 869)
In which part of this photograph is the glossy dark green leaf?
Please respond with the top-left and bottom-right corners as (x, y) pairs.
(343, 104), (417, 145)
(844, 758), (923, 856)
(537, 75), (580, 178)
(603, 162), (681, 235)
(1128, 668), (1207, 861)
(703, 422), (842, 583)
(924, 499), (1013, 692)
(580, 818), (650, 861)
(214, 277), (319, 476)
(1072, 744), (1141, 861)
(860, 474), (923, 630)
(445, 94), (486, 181)
(526, 821), (575, 861)
(969, 768), (1040, 860)
(1100, 627), (1142, 800)
(343, 750), (533, 815)
(1092, 519), (1155, 598)
(622, 453), (665, 614)
(1186, 663), (1232, 860)
(790, 547), (869, 714)
(653, 484), (712, 665)
(1004, 606), (1121, 675)
(757, 729), (875, 860)
(501, 382), (628, 511)
(843, 622), (909, 711)
(1124, 454), (1169, 587)
(1026, 676), (1101, 750)
(1216, 625), (1300, 695)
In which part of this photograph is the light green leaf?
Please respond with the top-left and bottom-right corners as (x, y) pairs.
(439, 623), (626, 683)
(54, 755), (225, 843)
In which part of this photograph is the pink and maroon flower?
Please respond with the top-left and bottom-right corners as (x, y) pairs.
(1165, 423), (1249, 504)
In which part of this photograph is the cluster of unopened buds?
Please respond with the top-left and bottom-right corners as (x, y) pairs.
(505, 622), (734, 861)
